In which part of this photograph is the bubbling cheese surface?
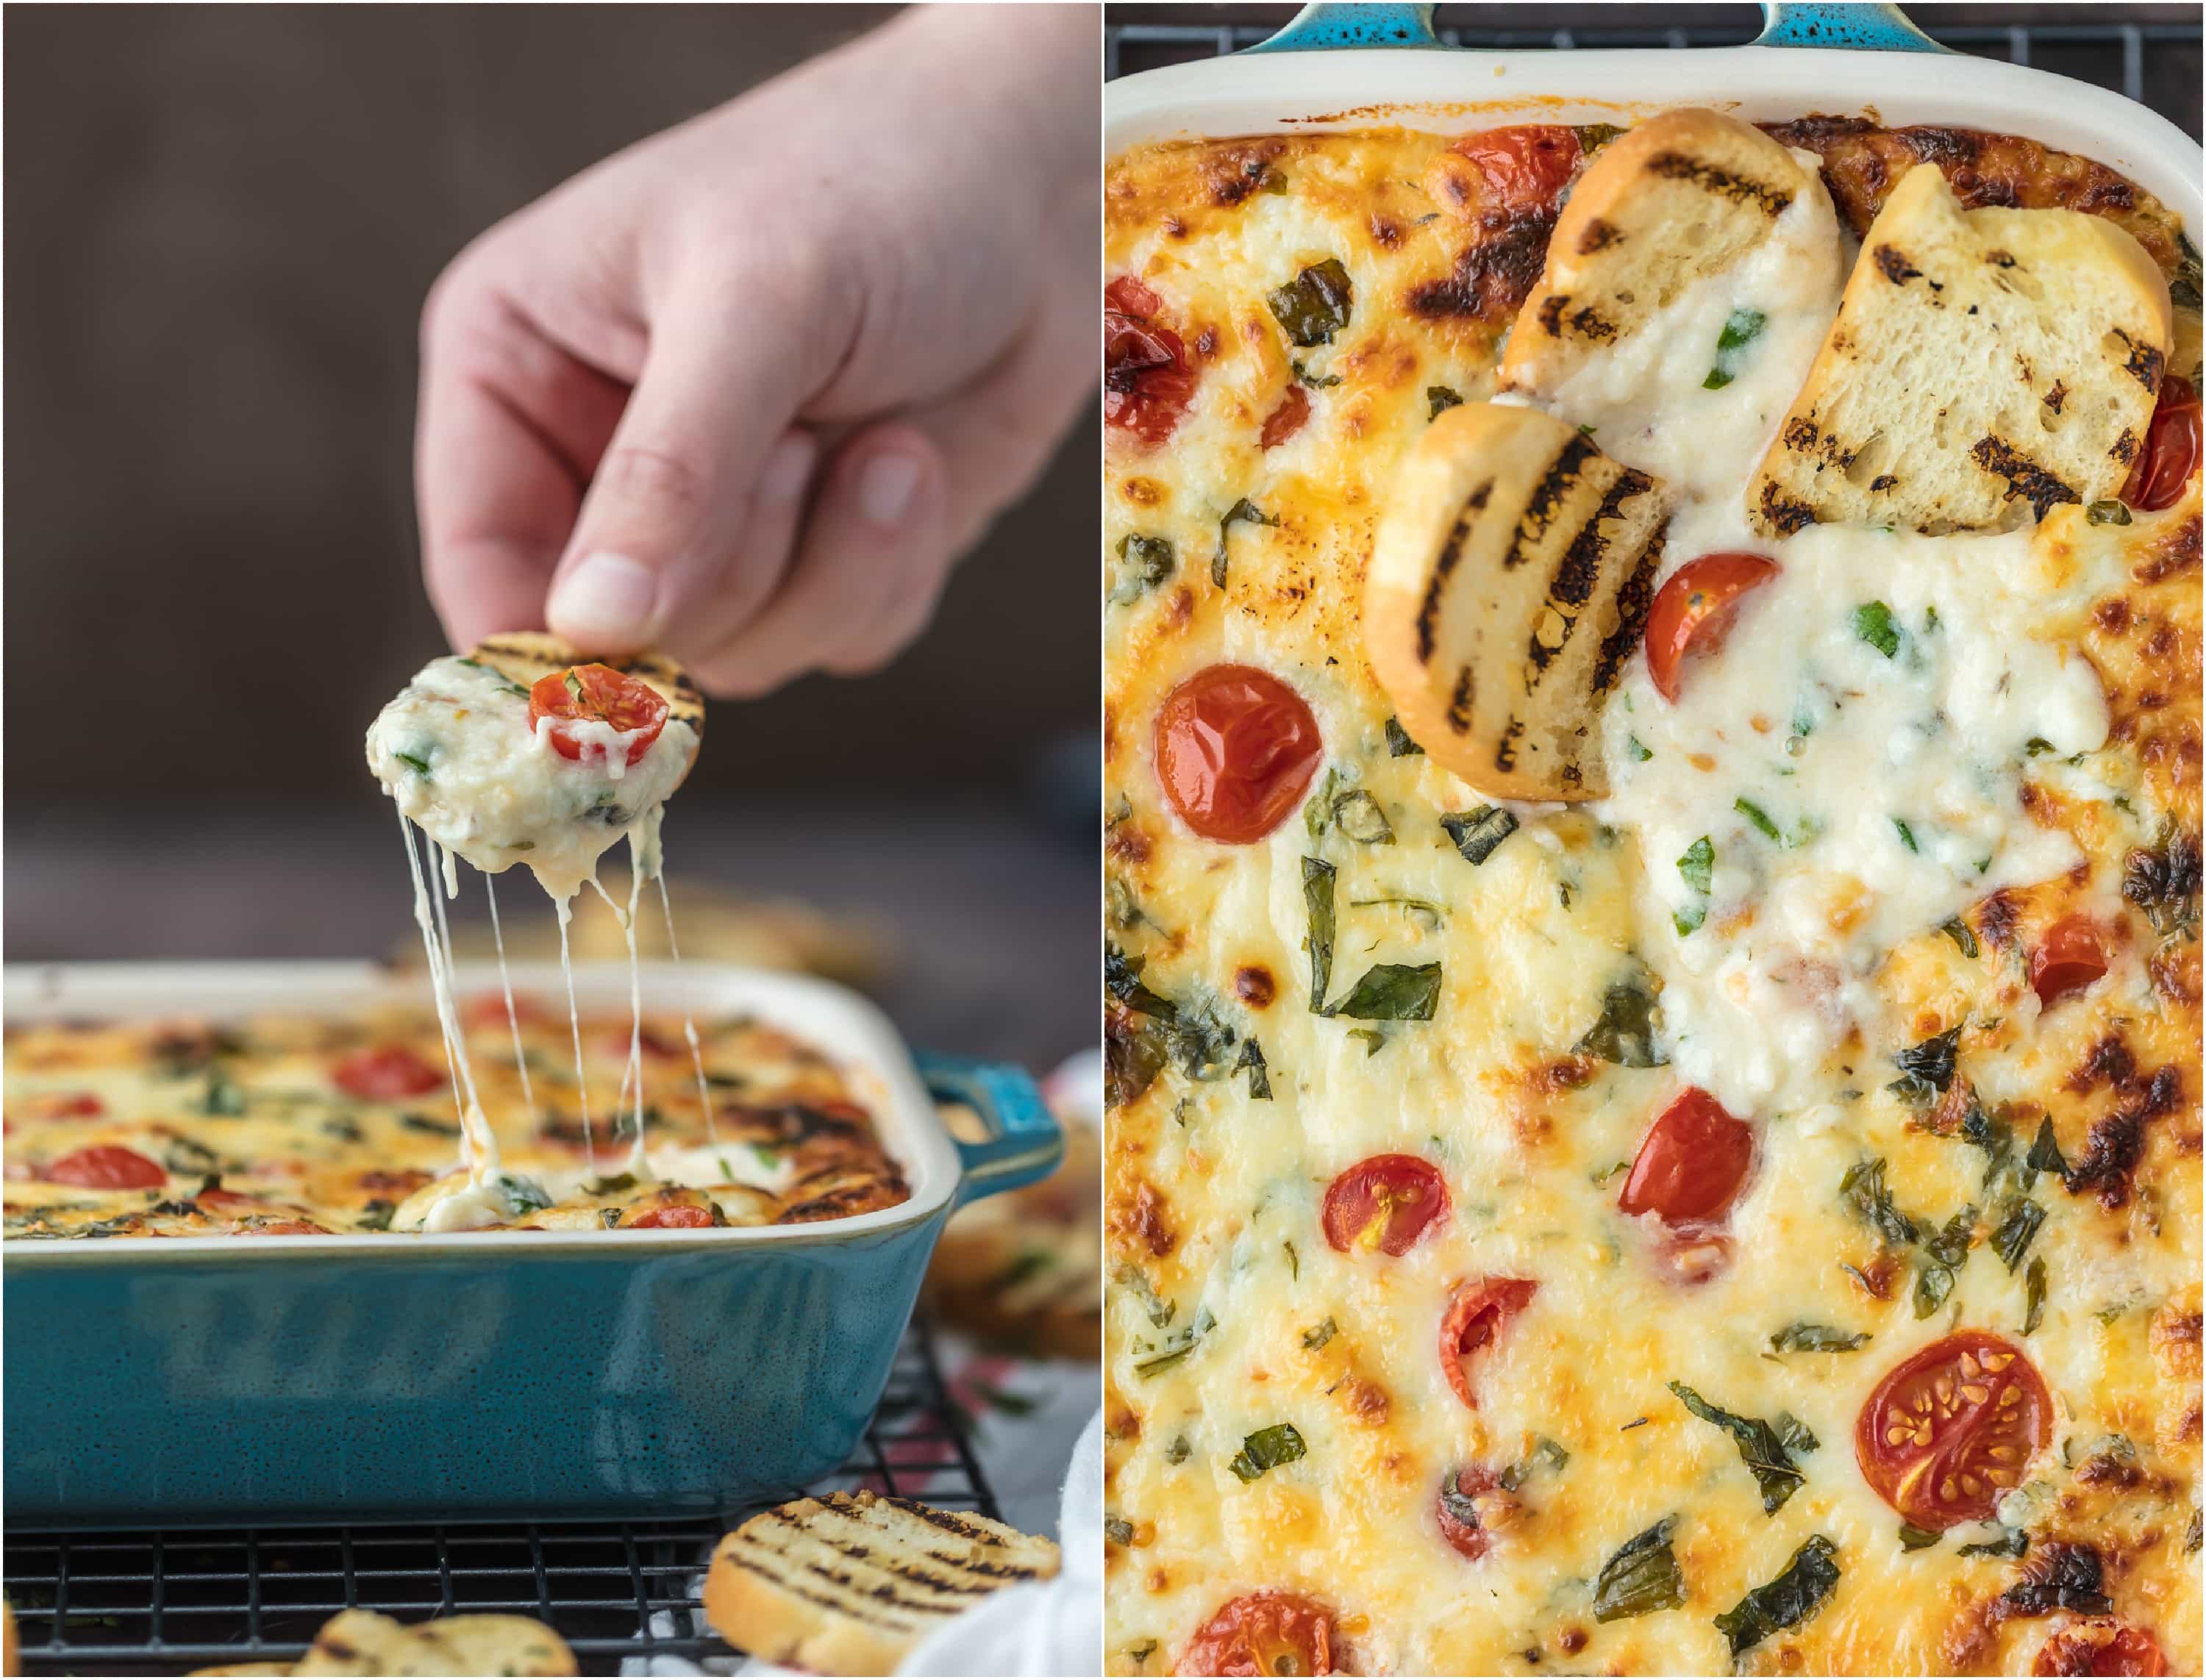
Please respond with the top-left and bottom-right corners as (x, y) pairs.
(365, 655), (696, 901)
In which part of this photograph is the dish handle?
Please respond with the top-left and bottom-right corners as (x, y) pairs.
(915, 1050), (1065, 1208)
(1249, 1), (1947, 55)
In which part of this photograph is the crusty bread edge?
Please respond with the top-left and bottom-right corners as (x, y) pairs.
(702, 1538), (913, 1677)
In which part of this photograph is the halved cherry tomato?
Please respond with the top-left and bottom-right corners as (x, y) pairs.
(627, 1204), (715, 1229)
(1618, 1088), (1756, 1227)
(20, 1092), (106, 1121)
(1105, 276), (1199, 448)
(44, 1145), (165, 1190)
(1643, 552), (1780, 702)
(332, 1045), (446, 1101)
(1855, 1330), (2052, 1528)
(2034, 1622), (2170, 1676)
(1321, 1154), (1449, 1256)
(196, 1187), (255, 1211)
(1260, 385), (1311, 450)
(1178, 1591), (1336, 1677)
(1440, 1277), (1538, 1409)
(529, 664), (669, 765)
(2121, 374), (2200, 513)
(1450, 126), (1582, 216)
(2032, 916), (2111, 1010)
(1154, 665), (1324, 844)
(1435, 1465), (1506, 1562)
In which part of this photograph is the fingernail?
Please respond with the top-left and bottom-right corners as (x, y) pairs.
(761, 432), (815, 507)
(857, 451), (923, 528)
(549, 551), (658, 647)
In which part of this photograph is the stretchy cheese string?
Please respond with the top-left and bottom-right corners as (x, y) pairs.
(396, 811), (499, 1182)
(483, 872), (537, 1127)
(586, 862), (651, 1180)
(652, 865), (721, 1145)
(553, 892), (594, 1170)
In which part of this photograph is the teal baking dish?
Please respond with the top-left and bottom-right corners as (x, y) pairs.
(1, 960), (1063, 1526)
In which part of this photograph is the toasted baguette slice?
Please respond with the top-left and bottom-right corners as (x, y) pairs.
(1363, 401), (1670, 801)
(289, 1611), (415, 1676)
(188, 1667), (295, 1677)
(1502, 110), (1827, 396)
(468, 631), (705, 763)
(283, 1609), (574, 1677)
(703, 1490), (1060, 1675)
(3, 1598), (15, 1678)
(1750, 162), (2172, 535)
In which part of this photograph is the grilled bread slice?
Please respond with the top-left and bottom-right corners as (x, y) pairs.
(1749, 162), (2172, 535)
(1501, 109), (1829, 396)
(703, 1490), (1060, 1674)
(279, 1609), (575, 1677)
(1363, 401), (1671, 801)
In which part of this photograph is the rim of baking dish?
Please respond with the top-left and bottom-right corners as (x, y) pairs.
(2, 959), (960, 1262)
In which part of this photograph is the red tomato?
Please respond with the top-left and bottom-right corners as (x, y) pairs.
(1643, 553), (1781, 702)
(1440, 1277), (1538, 1409)
(2035, 1623), (2170, 1677)
(1178, 1592), (1336, 1677)
(628, 1204), (715, 1229)
(197, 1187), (254, 1211)
(1321, 1154), (1450, 1256)
(332, 1045), (446, 1101)
(1618, 1088), (1757, 1226)
(1260, 385), (1311, 450)
(2121, 374), (2201, 513)
(1153, 665), (1324, 844)
(44, 1145), (165, 1190)
(1451, 126), (1583, 216)
(1855, 1331), (2052, 1527)
(21, 1092), (106, 1121)
(1657, 1229), (1735, 1285)
(529, 664), (669, 765)
(463, 992), (546, 1032)
(1435, 1465), (1502, 1562)
(1105, 275), (1200, 447)
(2032, 916), (2111, 1009)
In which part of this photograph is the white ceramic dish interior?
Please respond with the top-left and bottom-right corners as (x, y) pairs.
(1107, 43), (2202, 233)
(3, 959), (960, 1259)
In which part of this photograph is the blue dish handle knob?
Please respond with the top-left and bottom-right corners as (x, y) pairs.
(915, 1050), (1064, 1207)
(1755, 3), (1947, 52)
(1252, 1), (1946, 55)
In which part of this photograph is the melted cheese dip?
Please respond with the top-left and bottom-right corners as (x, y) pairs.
(365, 655), (696, 901)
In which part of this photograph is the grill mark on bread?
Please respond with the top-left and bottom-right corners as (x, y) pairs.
(1576, 217), (1621, 254)
(1587, 522), (1666, 699)
(750, 1508), (1039, 1593)
(1970, 436), (2080, 518)
(1448, 667), (1476, 733)
(1760, 479), (1818, 534)
(1535, 294), (1618, 343)
(1644, 150), (1793, 216)
(1527, 466), (1657, 678)
(2111, 328), (2166, 393)
(1510, 435), (1602, 563)
(1417, 481), (1492, 662)
(717, 1549), (918, 1631)
(1874, 244), (1923, 284)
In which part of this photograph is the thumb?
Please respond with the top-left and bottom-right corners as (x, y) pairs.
(544, 277), (826, 657)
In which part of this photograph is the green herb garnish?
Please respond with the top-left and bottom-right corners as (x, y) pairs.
(1228, 1423), (1307, 1482)
(1678, 836), (1714, 895)
(1893, 818), (1919, 853)
(2086, 499), (2132, 526)
(1385, 716), (1423, 756)
(1329, 963), (1442, 1021)
(1575, 978), (1666, 1068)
(1441, 804), (1517, 865)
(1427, 385), (1463, 420)
(1669, 1381), (1807, 1513)
(1213, 498), (1279, 587)
(1853, 601), (1902, 657)
(1702, 306), (1767, 390)
(1302, 857), (1337, 1012)
(1714, 1534), (1840, 1658)
(1768, 1323), (1869, 1354)
(1267, 259), (1354, 347)
(1235, 1038), (1272, 1101)
(1735, 797), (1782, 842)
(1593, 1518), (1685, 1622)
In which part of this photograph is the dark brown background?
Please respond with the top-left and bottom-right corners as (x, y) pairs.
(4, 4), (1100, 1068)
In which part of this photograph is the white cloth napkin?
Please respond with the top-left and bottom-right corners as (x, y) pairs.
(896, 1406), (1101, 1675)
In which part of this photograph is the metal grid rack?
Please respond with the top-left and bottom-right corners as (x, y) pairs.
(1104, 6), (2204, 138)
(4, 1325), (996, 1677)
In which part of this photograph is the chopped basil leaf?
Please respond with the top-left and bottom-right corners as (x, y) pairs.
(354, 1198), (396, 1232)
(1893, 818), (1919, 853)
(1104, 1515), (1135, 1546)
(1889, 1026), (1963, 1104)
(1840, 1156), (1921, 1248)
(1627, 734), (1653, 762)
(564, 669), (584, 701)
(1441, 804), (1518, 865)
(1291, 358), (1343, 389)
(1998, 1541), (2109, 1617)
(1235, 1037), (1272, 1101)
(1735, 798), (1782, 842)
(1990, 1198), (2046, 1273)
(1853, 601), (1902, 657)
(1228, 1422), (1307, 1482)
(1575, 978), (1666, 1068)
(1427, 385), (1464, 420)
(1914, 1205), (1977, 1319)
(1499, 1435), (1570, 1492)
(498, 1174), (554, 1215)
(395, 751), (432, 777)
(1702, 306), (1767, 390)
(1347, 1028), (1386, 1056)
(164, 1136), (221, 1175)
(2086, 498), (2132, 526)
(201, 1074), (246, 1118)
(1899, 1524), (1944, 1551)
(1112, 534), (1176, 603)
(1266, 258), (1354, 347)
(2186, 1507), (2202, 1554)
(1135, 1307), (1214, 1378)
(1593, 1517), (1685, 1622)
(1941, 917), (1980, 958)
(1957, 1528), (2029, 1559)
(1714, 1534), (1840, 1658)
(1673, 902), (1708, 938)
(1768, 1322), (1870, 1354)
(1302, 857), (1337, 1012)
(1105, 945), (1177, 1020)
(1384, 716), (1424, 756)
(1677, 836), (1714, 895)
(1577, 122), (1626, 153)
(1329, 962), (1441, 1021)
(1668, 1381), (1807, 1513)
(1213, 498), (1279, 587)
(1329, 789), (1396, 845)
(1164, 1436), (1191, 1466)
(2024, 1117), (2068, 1182)
(2024, 1254), (2048, 1334)
(1302, 1317), (1337, 1351)
(399, 1112), (462, 1138)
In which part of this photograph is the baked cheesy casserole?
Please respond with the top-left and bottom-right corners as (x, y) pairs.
(1105, 111), (2201, 1676)
(4, 999), (908, 1236)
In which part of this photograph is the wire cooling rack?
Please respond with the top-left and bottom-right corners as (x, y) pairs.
(3, 1325), (996, 1678)
(1104, 4), (2203, 138)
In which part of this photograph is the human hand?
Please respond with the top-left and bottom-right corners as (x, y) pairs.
(415, 4), (1094, 697)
